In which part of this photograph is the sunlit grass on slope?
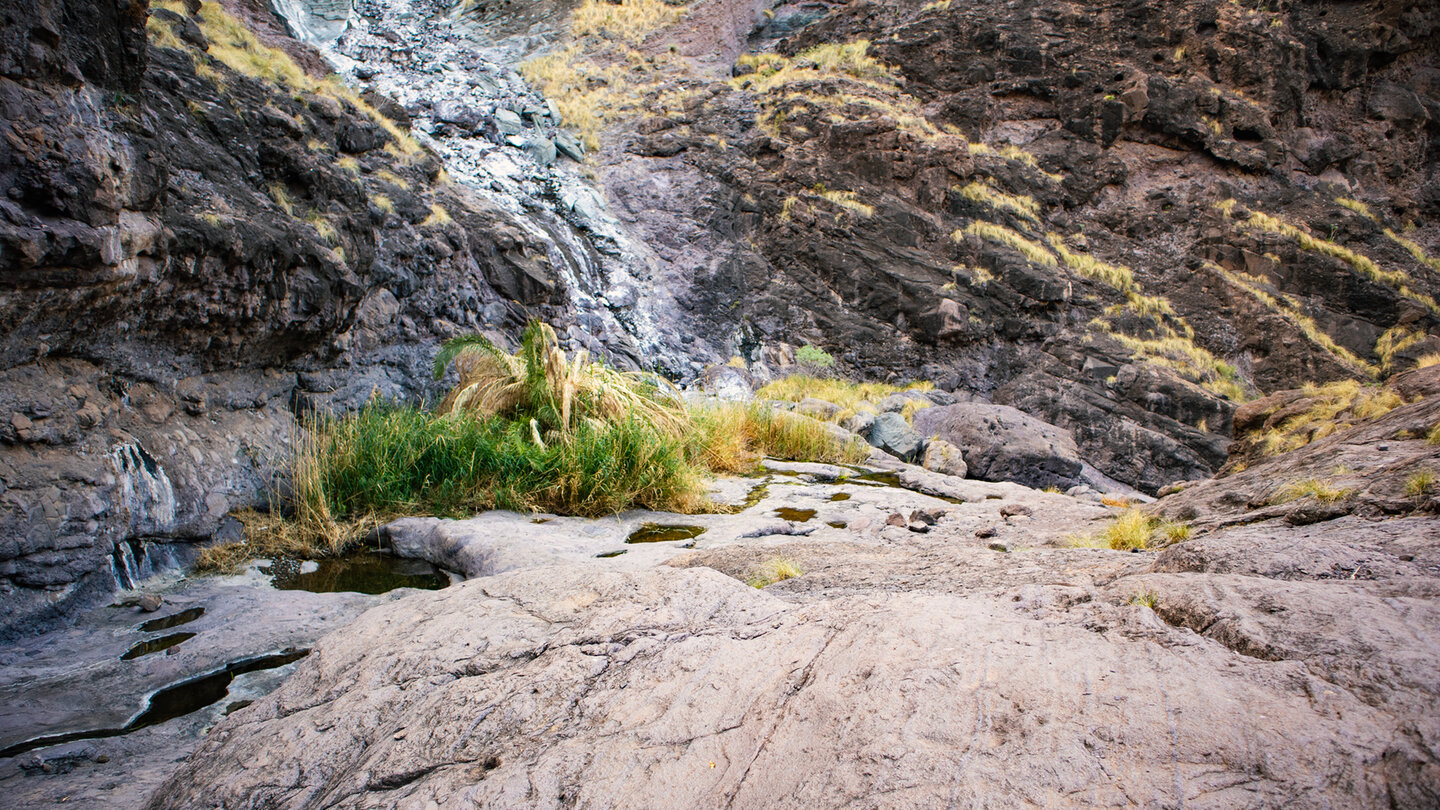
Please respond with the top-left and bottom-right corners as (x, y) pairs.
(199, 323), (867, 569)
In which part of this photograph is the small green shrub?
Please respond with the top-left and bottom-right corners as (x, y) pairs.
(795, 344), (836, 369)
(1129, 591), (1159, 609)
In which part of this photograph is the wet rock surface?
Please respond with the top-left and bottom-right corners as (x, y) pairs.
(0, 564), (416, 808)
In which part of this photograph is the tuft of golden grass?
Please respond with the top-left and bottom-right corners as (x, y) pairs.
(957, 222), (1057, 267)
(373, 193), (395, 214)
(1270, 477), (1351, 505)
(1384, 229), (1440, 273)
(747, 556), (803, 588)
(1335, 197), (1375, 219)
(1252, 379), (1403, 456)
(957, 181), (1040, 223)
(421, 204), (452, 227)
(1100, 495), (1131, 508)
(813, 185), (875, 218)
(1046, 234), (1136, 292)
(755, 375), (933, 419)
(1066, 509), (1192, 551)
(570, 0), (686, 43)
(1375, 326), (1426, 373)
(1406, 469), (1435, 498)
(1220, 204), (1439, 317)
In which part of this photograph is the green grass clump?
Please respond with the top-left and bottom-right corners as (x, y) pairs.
(795, 345), (836, 369)
(1270, 477), (1352, 505)
(747, 556), (803, 588)
(199, 322), (871, 570)
(1129, 590), (1159, 609)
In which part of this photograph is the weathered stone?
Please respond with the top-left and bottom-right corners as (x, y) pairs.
(493, 108), (524, 134)
(522, 136), (557, 166)
(867, 412), (923, 461)
(913, 403), (1082, 489)
(796, 397), (842, 421)
(920, 438), (967, 478)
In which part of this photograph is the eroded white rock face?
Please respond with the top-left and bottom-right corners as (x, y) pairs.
(145, 563), (1421, 809)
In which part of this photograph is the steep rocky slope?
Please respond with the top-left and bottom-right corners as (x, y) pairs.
(549, 0), (1440, 491)
(0, 0), (579, 634)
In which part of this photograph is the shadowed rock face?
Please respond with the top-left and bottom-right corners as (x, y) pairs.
(0, 0), (567, 633)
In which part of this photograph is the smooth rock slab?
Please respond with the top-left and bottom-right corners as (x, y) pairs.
(147, 566), (1411, 809)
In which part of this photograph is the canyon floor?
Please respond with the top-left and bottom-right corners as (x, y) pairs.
(5, 399), (1439, 807)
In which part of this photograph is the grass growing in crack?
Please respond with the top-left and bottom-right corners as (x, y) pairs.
(1069, 509), (1193, 551)
(1129, 591), (1159, 609)
(747, 556), (803, 588)
(1269, 477), (1352, 505)
(1406, 469), (1435, 498)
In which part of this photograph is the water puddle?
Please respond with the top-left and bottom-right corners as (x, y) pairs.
(121, 632), (196, 661)
(828, 492), (851, 502)
(775, 508), (816, 522)
(264, 552), (449, 594)
(595, 549), (627, 558)
(532, 518), (552, 524)
(849, 471), (902, 487)
(0, 649), (309, 759)
(827, 521), (847, 529)
(625, 524), (707, 544)
(138, 607), (205, 633)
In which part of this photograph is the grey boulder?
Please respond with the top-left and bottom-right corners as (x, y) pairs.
(867, 411), (922, 462)
(913, 402), (1082, 489)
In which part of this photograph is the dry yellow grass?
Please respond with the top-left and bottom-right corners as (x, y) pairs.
(1375, 326), (1425, 373)
(421, 204), (452, 227)
(570, 0), (686, 43)
(1253, 379), (1404, 456)
(957, 222), (1057, 267)
(1046, 234), (1136, 292)
(1335, 197), (1375, 219)
(1206, 261), (1377, 377)
(1219, 203), (1439, 317)
(814, 186), (874, 218)
(1384, 228), (1440, 272)
(957, 181), (1040, 223)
